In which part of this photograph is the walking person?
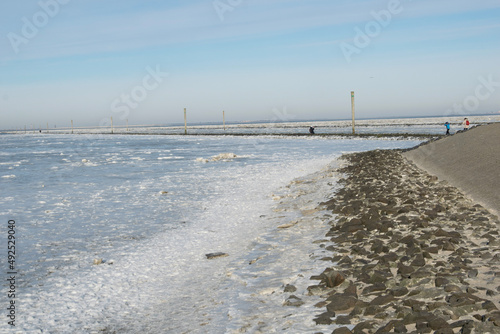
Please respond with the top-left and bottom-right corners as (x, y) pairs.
(444, 122), (451, 135)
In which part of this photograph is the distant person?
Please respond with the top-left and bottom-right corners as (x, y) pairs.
(444, 122), (450, 135)
(462, 118), (470, 131)
(309, 126), (315, 134)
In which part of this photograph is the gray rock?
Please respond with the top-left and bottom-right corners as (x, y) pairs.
(374, 320), (405, 333)
(369, 271), (391, 284)
(428, 316), (450, 330)
(335, 315), (352, 325)
(362, 282), (386, 295)
(482, 300), (498, 312)
(283, 295), (304, 307)
(389, 287), (409, 297)
(321, 269), (346, 288)
(486, 289), (497, 297)
(433, 328), (454, 334)
(326, 295), (358, 312)
(344, 281), (358, 297)
(398, 263), (415, 276)
(410, 253), (426, 267)
(313, 311), (335, 325)
(435, 277), (450, 287)
(446, 293), (476, 307)
(402, 311), (434, 325)
(205, 252), (229, 259)
(364, 305), (384, 316)
(352, 320), (377, 333)
(467, 269), (479, 278)
(331, 327), (353, 334)
(444, 284), (462, 293)
(370, 294), (395, 306)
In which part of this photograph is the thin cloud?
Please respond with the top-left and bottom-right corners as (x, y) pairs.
(2, 0), (499, 62)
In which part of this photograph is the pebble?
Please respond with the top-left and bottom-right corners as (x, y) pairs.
(205, 252), (229, 259)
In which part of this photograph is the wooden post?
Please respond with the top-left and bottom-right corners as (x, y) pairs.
(126, 119), (129, 132)
(184, 108), (187, 135)
(111, 116), (114, 134)
(223, 110), (226, 131)
(351, 91), (355, 134)
(46, 122), (49, 131)
(71, 120), (74, 134)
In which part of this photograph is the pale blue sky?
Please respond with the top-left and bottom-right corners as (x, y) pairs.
(1, 0), (499, 128)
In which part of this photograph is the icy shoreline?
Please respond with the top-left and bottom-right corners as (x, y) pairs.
(4, 115), (499, 136)
(0, 134), (422, 333)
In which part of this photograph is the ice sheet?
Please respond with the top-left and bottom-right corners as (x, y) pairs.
(0, 133), (421, 333)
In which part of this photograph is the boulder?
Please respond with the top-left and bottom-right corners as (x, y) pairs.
(205, 252), (229, 259)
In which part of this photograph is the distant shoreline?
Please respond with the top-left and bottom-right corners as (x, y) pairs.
(2, 114), (499, 133)
(3, 132), (443, 140)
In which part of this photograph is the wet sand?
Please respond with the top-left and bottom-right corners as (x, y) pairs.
(309, 128), (500, 333)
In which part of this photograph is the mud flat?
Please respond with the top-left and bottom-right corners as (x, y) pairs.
(310, 146), (500, 333)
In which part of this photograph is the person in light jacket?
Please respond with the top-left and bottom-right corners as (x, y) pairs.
(462, 118), (470, 131)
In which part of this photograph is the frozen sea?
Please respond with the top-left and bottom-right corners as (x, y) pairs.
(2, 132), (424, 333)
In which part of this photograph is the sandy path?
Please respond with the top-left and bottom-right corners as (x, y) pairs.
(403, 123), (500, 218)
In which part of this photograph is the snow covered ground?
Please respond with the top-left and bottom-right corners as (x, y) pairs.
(2, 131), (423, 333)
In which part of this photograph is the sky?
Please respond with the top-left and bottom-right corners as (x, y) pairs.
(1, 0), (499, 129)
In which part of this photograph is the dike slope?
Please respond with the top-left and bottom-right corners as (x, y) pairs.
(403, 123), (500, 218)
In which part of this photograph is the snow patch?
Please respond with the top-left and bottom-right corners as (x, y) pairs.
(196, 152), (240, 163)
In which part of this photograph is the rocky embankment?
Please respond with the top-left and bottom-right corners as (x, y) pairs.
(310, 149), (500, 334)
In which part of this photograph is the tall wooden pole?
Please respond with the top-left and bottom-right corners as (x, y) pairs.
(71, 120), (74, 134)
(184, 108), (187, 135)
(223, 110), (226, 131)
(351, 91), (355, 134)
(111, 116), (114, 134)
